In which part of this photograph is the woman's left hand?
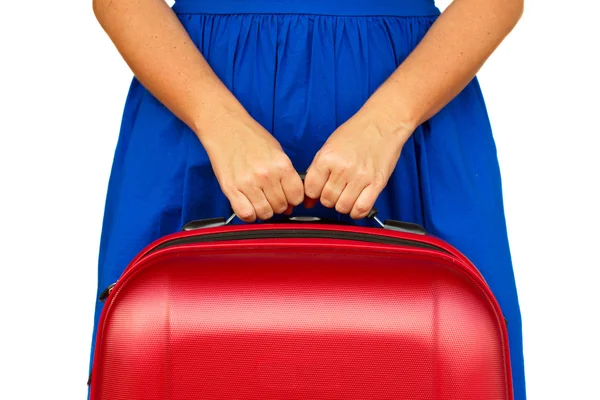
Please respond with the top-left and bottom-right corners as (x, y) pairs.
(304, 106), (414, 219)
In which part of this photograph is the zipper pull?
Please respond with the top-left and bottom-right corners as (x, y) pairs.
(99, 283), (116, 303)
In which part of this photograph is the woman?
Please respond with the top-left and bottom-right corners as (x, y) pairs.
(90, 0), (526, 398)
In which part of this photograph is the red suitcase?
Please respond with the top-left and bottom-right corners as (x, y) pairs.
(89, 213), (513, 400)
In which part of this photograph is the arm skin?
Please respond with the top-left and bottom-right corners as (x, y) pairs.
(92, 0), (306, 222)
(366, 0), (525, 139)
(93, 0), (523, 220)
(92, 0), (245, 138)
(93, 0), (522, 135)
(93, 0), (523, 136)
(304, 0), (524, 219)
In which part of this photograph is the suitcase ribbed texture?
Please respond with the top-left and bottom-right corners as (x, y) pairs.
(91, 226), (511, 399)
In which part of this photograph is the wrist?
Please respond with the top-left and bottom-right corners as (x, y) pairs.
(360, 97), (417, 146)
(190, 92), (250, 141)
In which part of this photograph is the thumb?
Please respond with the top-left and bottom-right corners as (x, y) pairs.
(304, 163), (329, 201)
(229, 190), (256, 223)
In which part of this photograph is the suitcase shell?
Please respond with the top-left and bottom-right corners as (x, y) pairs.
(90, 222), (513, 400)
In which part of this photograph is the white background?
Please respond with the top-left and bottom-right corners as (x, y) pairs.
(1, 0), (599, 399)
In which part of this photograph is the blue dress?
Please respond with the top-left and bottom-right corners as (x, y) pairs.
(89, 0), (526, 398)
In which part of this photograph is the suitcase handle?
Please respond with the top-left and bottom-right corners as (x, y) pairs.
(296, 171), (380, 219)
(183, 172), (427, 235)
(295, 171), (381, 219)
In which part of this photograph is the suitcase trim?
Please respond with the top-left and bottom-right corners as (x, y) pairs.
(90, 224), (513, 399)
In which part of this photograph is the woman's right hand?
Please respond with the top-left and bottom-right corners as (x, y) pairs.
(199, 111), (305, 223)
(93, 0), (304, 222)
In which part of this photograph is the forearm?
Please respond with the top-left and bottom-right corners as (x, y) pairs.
(93, 0), (247, 139)
(364, 0), (524, 138)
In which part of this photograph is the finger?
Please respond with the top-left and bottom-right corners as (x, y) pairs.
(320, 172), (347, 208)
(304, 164), (330, 201)
(229, 190), (257, 223)
(350, 185), (380, 220)
(335, 179), (369, 215)
(280, 169), (304, 207)
(263, 180), (289, 215)
(242, 186), (274, 221)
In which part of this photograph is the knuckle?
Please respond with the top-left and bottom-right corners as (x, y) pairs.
(237, 209), (255, 222)
(252, 167), (271, 183)
(284, 186), (304, 206)
(354, 202), (371, 214)
(323, 154), (352, 174)
(290, 195), (304, 207)
(304, 183), (327, 199)
(255, 204), (274, 220)
(221, 179), (240, 195)
(304, 186), (319, 199)
(318, 149), (339, 165)
(291, 181), (305, 195)
(292, 197), (304, 207)
(274, 201), (288, 214)
(222, 185), (236, 198)
(320, 195), (335, 208)
(237, 174), (254, 189)
(276, 206), (288, 215)
(294, 188), (305, 201)
(327, 184), (343, 198)
(322, 201), (334, 209)
(258, 211), (274, 221)
(303, 182), (321, 200)
(335, 202), (352, 214)
(373, 171), (387, 187)
(275, 158), (293, 173)
(355, 168), (369, 181)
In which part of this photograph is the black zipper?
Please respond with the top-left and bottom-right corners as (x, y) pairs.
(98, 229), (447, 304)
(149, 229), (447, 255)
